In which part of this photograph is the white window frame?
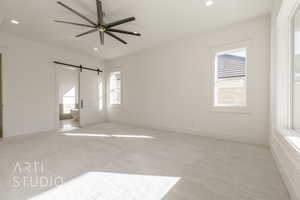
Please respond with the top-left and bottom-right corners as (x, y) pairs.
(108, 70), (122, 107)
(211, 41), (250, 113)
(291, 6), (300, 133)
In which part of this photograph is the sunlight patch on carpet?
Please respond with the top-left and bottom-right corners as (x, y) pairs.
(29, 172), (180, 200)
(64, 133), (154, 139)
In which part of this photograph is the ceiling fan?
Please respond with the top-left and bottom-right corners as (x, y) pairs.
(54, 0), (141, 45)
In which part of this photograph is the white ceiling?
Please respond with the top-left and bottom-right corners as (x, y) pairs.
(0, 0), (273, 60)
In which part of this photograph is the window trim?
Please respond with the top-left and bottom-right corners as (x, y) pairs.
(211, 41), (250, 114)
(291, 8), (300, 133)
(98, 71), (104, 111)
(108, 70), (122, 107)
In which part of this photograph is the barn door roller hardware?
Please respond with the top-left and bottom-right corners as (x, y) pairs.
(54, 61), (103, 75)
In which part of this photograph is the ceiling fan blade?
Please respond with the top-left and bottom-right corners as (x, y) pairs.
(105, 31), (127, 44)
(57, 1), (97, 26)
(104, 17), (135, 29)
(106, 28), (141, 36)
(76, 28), (99, 37)
(54, 20), (95, 28)
(100, 31), (104, 45)
(96, 0), (104, 25)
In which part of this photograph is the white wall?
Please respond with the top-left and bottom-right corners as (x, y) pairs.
(0, 33), (106, 137)
(107, 15), (270, 145)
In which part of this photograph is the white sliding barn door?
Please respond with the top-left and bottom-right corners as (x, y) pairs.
(79, 70), (103, 127)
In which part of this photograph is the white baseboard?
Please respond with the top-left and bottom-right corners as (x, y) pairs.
(80, 119), (109, 128)
(109, 119), (268, 146)
(2, 128), (58, 141)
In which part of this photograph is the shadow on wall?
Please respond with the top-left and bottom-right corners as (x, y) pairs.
(60, 87), (79, 120)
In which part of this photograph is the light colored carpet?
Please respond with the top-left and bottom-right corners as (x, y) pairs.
(0, 123), (289, 200)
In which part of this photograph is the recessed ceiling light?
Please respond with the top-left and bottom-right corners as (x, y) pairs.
(206, 0), (214, 7)
(10, 19), (19, 24)
(93, 47), (98, 51)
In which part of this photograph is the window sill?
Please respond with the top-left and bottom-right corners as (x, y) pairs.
(279, 128), (300, 154)
(274, 129), (300, 170)
(211, 106), (250, 114)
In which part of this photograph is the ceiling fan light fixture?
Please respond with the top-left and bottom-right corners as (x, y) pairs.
(98, 26), (106, 32)
(205, 0), (214, 7)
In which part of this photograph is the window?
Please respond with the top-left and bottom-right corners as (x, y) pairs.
(63, 87), (76, 114)
(214, 48), (247, 107)
(109, 71), (121, 105)
(293, 10), (300, 132)
(98, 73), (103, 111)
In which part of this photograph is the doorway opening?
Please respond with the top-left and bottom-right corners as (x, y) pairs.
(56, 67), (80, 131)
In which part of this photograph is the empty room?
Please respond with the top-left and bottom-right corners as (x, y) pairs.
(0, 0), (299, 199)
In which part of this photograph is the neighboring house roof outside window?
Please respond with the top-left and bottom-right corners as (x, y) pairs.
(217, 54), (246, 79)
